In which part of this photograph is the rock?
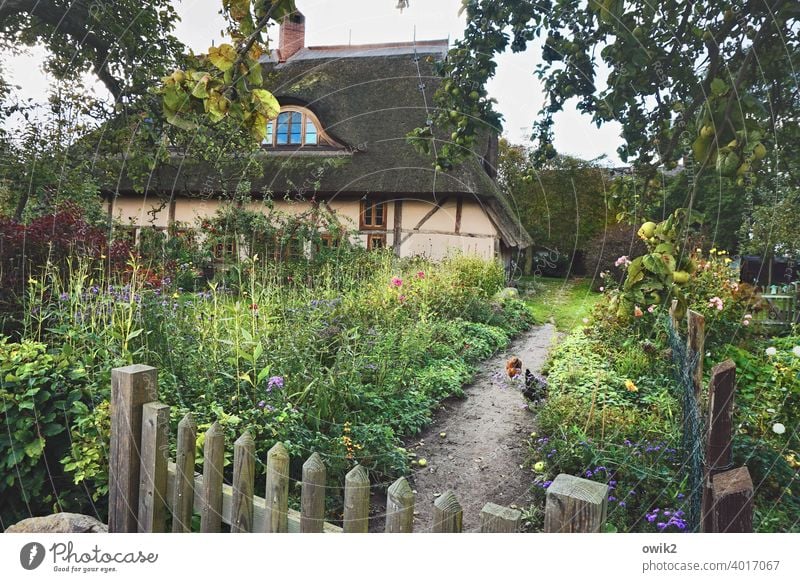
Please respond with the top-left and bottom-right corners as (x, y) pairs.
(5, 513), (107, 534)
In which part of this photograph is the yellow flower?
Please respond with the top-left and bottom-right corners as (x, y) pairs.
(172, 292), (179, 298)
(625, 379), (638, 392)
(709, 248), (717, 254)
(27, 277), (36, 284)
(724, 258), (732, 264)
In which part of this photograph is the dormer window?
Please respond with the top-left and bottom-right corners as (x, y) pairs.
(263, 106), (336, 147)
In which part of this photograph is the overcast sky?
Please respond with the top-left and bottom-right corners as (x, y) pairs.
(4, 0), (622, 164)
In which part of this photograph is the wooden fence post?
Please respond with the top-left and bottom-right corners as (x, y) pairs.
(669, 299), (680, 330)
(480, 502), (521, 533)
(200, 421), (225, 532)
(231, 432), (255, 533)
(544, 473), (608, 532)
(385, 477), (415, 533)
(265, 442), (290, 533)
(687, 309), (705, 397)
(343, 464), (370, 533)
(137, 402), (170, 532)
(301, 452), (326, 533)
(432, 490), (463, 533)
(172, 413), (196, 533)
(701, 360), (737, 532)
(711, 467), (753, 533)
(109, 365), (158, 533)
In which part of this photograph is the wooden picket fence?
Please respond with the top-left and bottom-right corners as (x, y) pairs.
(107, 364), (616, 533)
(107, 357), (753, 534)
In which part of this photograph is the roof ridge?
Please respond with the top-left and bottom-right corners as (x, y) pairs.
(305, 39), (448, 51)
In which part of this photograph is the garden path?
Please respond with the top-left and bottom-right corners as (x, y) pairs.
(370, 323), (557, 532)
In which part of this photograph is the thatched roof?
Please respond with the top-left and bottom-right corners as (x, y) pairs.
(116, 39), (532, 248)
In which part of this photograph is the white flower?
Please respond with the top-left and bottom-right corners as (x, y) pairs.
(793, 346), (800, 358)
(772, 423), (786, 435)
(765, 347), (778, 357)
(582, 318), (589, 324)
(767, 408), (776, 414)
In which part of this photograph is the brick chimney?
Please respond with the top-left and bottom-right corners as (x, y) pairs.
(278, 11), (305, 62)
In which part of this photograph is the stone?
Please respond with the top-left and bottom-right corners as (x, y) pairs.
(5, 513), (107, 534)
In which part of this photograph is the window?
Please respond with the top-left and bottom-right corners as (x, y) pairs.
(367, 234), (386, 250)
(262, 106), (332, 147)
(319, 233), (340, 249)
(213, 239), (237, 261)
(360, 198), (385, 229)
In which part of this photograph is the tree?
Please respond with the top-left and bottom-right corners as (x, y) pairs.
(0, 1), (183, 104)
(498, 139), (614, 272)
(412, 0), (799, 210)
(1, 1), (298, 219)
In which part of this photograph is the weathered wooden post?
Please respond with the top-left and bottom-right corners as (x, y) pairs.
(711, 467), (753, 533)
(200, 422), (225, 532)
(265, 442), (290, 533)
(109, 365), (158, 533)
(137, 402), (170, 532)
(343, 464), (370, 533)
(301, 452), (327, 533)
(231, 432), (256, 533)
(701, 360), (736, 533)
(480, 502), (521, 532)
(544, 474), (609, 532)
(432, 490), (463, 533)
(385, 477), (415, 533)
(172, 413), (197, 533)
(687, 309), (705, 397)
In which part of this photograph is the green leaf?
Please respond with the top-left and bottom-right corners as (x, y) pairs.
(191, 76), (210, 98)
(710, 78), (728, 96)
(24, 438), (44, 459)
(247, 61), (263, 86)
(251, 89), (280, 119)
(208, 43), (237, 72)
(126, 329), (143, 341)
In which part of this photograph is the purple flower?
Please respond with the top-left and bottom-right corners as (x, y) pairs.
(618, 501), (626, 508)
(257, 400), (266, 409)
(267, 376), (284, 391)
(59, 292), (69, 301)
(676, 493), (685, 500)
(608, 496), (616, 502)
(585, 470), (593, 478)
(542, 480), (552, 488)
(656, 522), (666, 530)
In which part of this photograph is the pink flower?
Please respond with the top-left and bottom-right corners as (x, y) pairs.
(416, 271), (425, 279)
(398, 294), (407, 303)
(391, 276), (403, 287)
(647, 305), (655, 313)
(708, 296), (724, 311)
(599, 286), (605, 292)
(742, 319), (750, 326)
(634, 305), (643, 317)
(615, 255), (632, 268)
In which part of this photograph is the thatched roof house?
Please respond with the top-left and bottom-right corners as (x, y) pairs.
(107, 12), (532, 266)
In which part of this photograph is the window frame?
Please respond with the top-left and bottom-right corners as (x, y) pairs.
(262, 106), (334, 148)
(367, 234), (386, 251)
(360, 198), (386, 230)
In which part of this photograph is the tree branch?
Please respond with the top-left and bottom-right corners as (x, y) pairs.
(0, 0), (124, 101)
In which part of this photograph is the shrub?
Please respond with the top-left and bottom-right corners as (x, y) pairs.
(0, 339), (89, 523)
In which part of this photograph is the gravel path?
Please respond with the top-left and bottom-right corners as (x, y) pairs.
(370, 324), (557, 532)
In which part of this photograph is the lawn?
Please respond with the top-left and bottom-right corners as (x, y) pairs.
(521, 276), (601, 331)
